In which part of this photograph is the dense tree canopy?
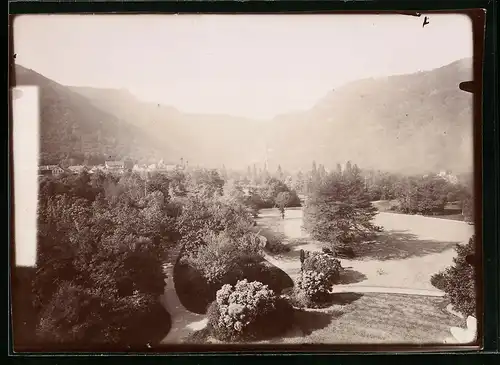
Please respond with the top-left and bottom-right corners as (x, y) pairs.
(33, 171), (179, 346)
(303, 163), (379, 248)
(397, 176), (452, 215)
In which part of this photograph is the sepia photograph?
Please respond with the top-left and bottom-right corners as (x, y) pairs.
(11, 13), (478, 351)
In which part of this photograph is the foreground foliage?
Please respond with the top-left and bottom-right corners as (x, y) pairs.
(206, 280), (292, 341)
(301, 251), (342, 284)
(34, 171), (175, 345)
(295, 270), (330, 306)
(431, 235), (476, 316)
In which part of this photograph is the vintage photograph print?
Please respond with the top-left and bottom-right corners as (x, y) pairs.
(10, 13), (479, 351)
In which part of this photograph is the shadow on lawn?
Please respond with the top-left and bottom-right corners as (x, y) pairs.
(329, 292), (364, 305)
(354, 230), (459, 261)
(244, 260), (295, 293)
(291, 309), (340, 336)
(309, 292), (365, 309)
(336, 269), (367, 285)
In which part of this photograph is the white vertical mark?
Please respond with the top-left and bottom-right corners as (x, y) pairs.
(12, 86), (39, 267)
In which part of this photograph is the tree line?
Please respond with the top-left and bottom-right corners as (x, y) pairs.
(14, 166), (304, 348)
(14, 159), (474, 347)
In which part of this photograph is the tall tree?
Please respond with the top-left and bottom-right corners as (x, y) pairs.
(318, 164), (327, 181)
(345, 161), (352, 174)
(252, 164), (258, 184)
(311, 161), (317, 176)
(303, 167), (379, 250)
(276, 164), (284, 181)
(221, 164), (228, 181)
(275, 191), (292, 218)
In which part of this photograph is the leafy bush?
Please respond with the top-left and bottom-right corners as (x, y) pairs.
(266, 239), (291, 254)
(35, 282), (170, 347)
(175, 257), (294, 315)
(36, 282), (101, 344)
(174, 260), (214, 314)
(185, 231), (261, 284)
(302, 252), (342, 284)
(176, 195), (255, 252)
(207, 280), (284, 341)
(295, 270), (330, 306)
(258, 229), (290, 254)
(34, 172), (174, 346)
(440, 236), (476, 316)
(430, 271), (447, 291)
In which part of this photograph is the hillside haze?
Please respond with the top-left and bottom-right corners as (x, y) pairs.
(15, 59), (473, 174)
(266, 58), (473, 174)
(14, 65), (176, 164)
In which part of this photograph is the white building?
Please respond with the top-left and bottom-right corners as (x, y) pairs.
(105, 160), (125, 174)
(67, 165), (87, 174)
(88, 165), (105, 174)
(39, 165), (65, 176)
(437, 170), (459, 185)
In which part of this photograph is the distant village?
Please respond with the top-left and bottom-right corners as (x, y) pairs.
(38, 159), (185, 178)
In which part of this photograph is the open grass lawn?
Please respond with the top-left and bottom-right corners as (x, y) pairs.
(270, 293), (464, 344)
(186, 293), (464, 344)
(256, 208), (473, 291)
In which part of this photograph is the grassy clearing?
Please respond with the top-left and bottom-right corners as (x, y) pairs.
(256, 209), (473, 291)
(272, 293), (464, 344)
(185, 293), (464, 344)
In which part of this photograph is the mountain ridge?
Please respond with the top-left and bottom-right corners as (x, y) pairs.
(14, 58), (473, 174)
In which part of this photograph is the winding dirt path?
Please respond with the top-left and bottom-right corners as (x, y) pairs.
(159, 253), (207, 344)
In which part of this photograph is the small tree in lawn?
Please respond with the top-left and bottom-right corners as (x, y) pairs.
(275, 191), (291, 219)
(303, 165), (379, 254)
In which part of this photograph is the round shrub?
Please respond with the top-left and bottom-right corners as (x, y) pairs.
(207, 279), (286, 341)
(441, 235), (476, 317)
(302, 252), (342, 284)
(185, 231), (261, 285)
(295, 270), (330, 305)
(266, 239), (291, 254)
(430, 271), (447, 291)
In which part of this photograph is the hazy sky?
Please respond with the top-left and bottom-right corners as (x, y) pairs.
(14, 14), (473, 119)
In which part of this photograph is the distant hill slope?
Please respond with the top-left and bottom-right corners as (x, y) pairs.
(265, 58), (474, 174)
(14, 65), (175, 164)
(70, 86), (265, 169)
(17, 58), (473, 174)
